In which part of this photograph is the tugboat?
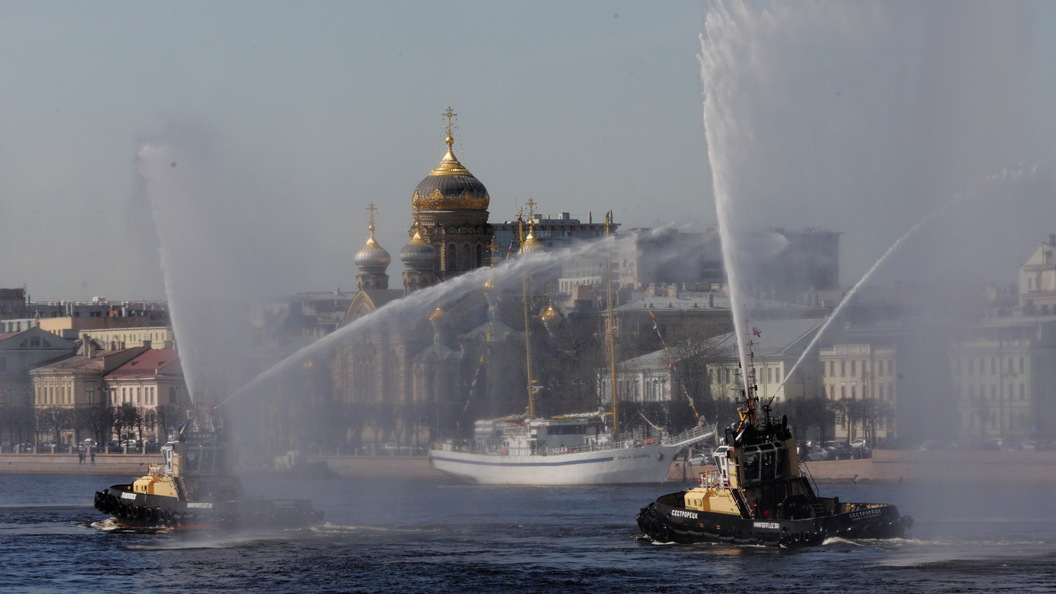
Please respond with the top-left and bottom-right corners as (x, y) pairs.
(636, 366), (911, 547)
(93, 408), (322, 530)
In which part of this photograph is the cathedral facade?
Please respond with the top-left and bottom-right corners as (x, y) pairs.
(332, 109), (505, 452)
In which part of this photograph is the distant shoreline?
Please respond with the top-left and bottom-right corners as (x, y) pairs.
(2, 449), (1053, 485)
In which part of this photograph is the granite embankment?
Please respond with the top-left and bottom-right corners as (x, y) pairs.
(679, 449), (1056, 485)
(3, 449), (1054, 484)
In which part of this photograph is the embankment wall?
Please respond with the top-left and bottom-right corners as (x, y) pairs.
(3, 450), (1053, 484)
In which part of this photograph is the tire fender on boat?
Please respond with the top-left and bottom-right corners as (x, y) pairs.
(658, 527), (670, 542)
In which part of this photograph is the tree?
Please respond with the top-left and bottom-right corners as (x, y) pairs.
(36, 407), (71, 444)
(787, 397), (838, 445)
(114, 403), (141, 446)
(85, 405), (113, 444)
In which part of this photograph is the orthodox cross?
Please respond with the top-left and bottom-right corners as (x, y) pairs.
(367, 202), (377, 234)
(442, 106), (458, 141)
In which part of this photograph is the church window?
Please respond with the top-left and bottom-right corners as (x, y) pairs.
(446, 244), (456, 271)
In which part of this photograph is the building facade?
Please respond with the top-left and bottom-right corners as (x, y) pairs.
(819, 342), (899, 444)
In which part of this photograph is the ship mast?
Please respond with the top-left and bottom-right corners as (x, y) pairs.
(735, 338), (761, 437)
(518, 207), (538, 418)
(606, 211), (619, 440)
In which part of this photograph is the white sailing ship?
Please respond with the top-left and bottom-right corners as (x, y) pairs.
(430, 415), (715, 485)
(430, 213), (714, 485)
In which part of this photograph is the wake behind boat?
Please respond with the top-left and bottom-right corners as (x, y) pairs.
(93, 408), (322, 530)
(635, 366), (911, 547)
(430, 413), (715, 485)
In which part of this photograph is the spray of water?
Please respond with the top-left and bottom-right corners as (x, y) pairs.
(218, 233), (635, 409)
(138, 138), (281, 407)
(769, 163), (1042, 401)
(699, 2), (755, 378)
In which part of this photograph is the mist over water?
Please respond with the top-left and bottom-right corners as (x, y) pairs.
(700, 0), (1056, 404)
(138, 135), (292, 406)
(700, 1), (1055, 289)
(777, 163), (1048, 392)
(222, 234), (631, 409)
(699, 0), (1056, 557)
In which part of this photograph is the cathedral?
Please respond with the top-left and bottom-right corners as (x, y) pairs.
(331, 109), (530, 452)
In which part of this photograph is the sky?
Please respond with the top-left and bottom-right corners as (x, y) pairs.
(2, 1), (1056, 303)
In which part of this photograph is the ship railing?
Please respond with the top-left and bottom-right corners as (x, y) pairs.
(664, 423), (718, 448)
(450, 439), (676, 457)
(698, 469), (724, 488)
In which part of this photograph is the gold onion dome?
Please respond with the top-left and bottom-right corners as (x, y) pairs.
(541, 304), (561, 336)
(354, 222), (391, 274)
(541, 305), (559, 323)
(520, 223), (544, 254)
(429, 307), (445, 322)
(400, 229), (436, 271)
(411, 133), (490, 212)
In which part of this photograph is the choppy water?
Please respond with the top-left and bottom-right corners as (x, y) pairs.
(1, 473), (1054, 593)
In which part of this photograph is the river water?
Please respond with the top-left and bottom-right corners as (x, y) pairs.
(1, 473), (1053, 593)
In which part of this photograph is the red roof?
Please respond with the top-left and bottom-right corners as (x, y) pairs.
(106, 348), (182, 378)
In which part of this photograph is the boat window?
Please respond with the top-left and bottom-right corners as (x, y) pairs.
(743, 452), (760, 483)
(741, 443), (785, 484)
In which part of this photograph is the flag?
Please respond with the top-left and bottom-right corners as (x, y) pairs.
(752, 326), (761, 337)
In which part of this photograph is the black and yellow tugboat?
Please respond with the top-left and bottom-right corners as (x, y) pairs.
(93, 409), (322, 530)
(636, 367), (911, 547)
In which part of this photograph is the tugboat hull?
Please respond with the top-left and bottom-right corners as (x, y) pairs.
(94, 485), (322, 530)
(636, 493), (911, 547)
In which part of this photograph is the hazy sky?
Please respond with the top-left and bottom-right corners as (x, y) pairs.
(2, 1), (1055, 303)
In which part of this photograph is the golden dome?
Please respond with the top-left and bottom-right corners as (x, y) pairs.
(429, 307), (445, 322)
(541, 305), (559, 323)
(520, 221), (544, 254)
(411, 110), (490, 212)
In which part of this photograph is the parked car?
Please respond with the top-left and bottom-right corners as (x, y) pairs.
(806, 449), (831, 462)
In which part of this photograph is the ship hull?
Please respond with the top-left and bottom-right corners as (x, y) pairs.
(636, 492), (911, 547)
(429, 443), (680, 485)
(94, 485), (322, 530)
